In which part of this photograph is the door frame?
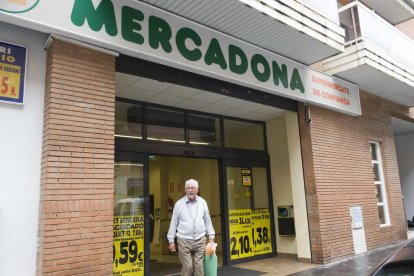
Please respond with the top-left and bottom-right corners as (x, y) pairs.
(221, 159), (277, 265)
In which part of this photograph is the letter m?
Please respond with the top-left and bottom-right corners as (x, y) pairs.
(71, 0), (118, 36)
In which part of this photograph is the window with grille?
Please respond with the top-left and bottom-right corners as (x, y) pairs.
(370, 141), (390, 226)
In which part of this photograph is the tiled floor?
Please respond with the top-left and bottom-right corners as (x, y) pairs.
(234, 256), (318, 275)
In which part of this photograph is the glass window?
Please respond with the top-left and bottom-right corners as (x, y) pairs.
(226, 165), (273, 260)
(372, 164), (380, 181)
(339, 6), (361, 42)
(378, 206), (386, 225)
(370, 141), (390, 226)
(147, 107), (185, 143)
(115, 102), (142, 139)
(147, 125), (185, 143)
(149, 156), (222, 261)
(188, 113), (221, 146)
(224, 119), (265, 150)
(113, 162), (145, 274)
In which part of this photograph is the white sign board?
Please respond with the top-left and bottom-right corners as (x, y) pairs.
(350, 206), (363, 229)
(0, 0), (361, 115)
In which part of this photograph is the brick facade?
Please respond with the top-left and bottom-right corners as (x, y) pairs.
(35, 39), (412, 272)
(299, 91), (412, 264)
(37, 40), (116, 275)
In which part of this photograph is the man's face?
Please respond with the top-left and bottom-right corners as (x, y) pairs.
(185, 184), (198, 201)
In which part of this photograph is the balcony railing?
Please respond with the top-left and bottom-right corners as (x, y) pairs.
(339, 2), (414, 68)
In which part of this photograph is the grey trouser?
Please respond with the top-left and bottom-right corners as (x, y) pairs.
(177, 236), (206, 276)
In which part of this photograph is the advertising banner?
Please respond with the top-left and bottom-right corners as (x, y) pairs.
(0, 40), (27, 104)
(228, 209), (273, 260)
(0, 0), (361, 115)
(113, 215), (145, 276)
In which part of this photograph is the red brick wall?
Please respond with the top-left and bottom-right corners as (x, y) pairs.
(37, 40), (115, 275)
(299, 91), (410, 264)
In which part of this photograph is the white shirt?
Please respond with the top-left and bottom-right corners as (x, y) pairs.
(167, 195), (215, 243)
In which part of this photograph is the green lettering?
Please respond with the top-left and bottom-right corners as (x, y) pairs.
(71, 0), (117, 36)
(122, 6), (144, 45)
(204, 38), (227, 70)
(148, 16), (172, 53)
(176, 28), (202, 61)
(290, 68), (305, 93)
(272, 61), (288, 88)
(229, 45), (248, 75)
(251, 54), (270, 82)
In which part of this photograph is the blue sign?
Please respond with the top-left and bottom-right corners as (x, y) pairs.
(0, 40), (27, 105)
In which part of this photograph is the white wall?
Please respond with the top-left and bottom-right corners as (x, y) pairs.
(303, 0), (340, 23)
(266, 112), (311, 259)
(395, 132), (414, 220)
(0, 22), (47, 276)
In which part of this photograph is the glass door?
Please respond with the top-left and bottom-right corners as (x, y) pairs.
(223, 159), (276, 264)
(114, 153), (149, 276)
(148, 155), (223, 275)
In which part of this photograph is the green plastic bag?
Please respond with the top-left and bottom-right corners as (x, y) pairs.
(203, 254), (217, 276)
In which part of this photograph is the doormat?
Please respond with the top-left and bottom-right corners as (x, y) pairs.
(218, 266), (265, 276)
(150, 261), (182, 276)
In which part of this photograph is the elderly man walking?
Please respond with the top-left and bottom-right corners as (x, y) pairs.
(167, 179), (215, 276)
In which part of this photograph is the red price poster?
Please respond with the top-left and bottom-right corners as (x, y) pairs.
(113, 215), (145, 275)
(0, 41), (27, 104)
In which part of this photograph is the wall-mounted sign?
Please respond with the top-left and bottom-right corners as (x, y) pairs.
(0, 0), (361, 115)
(0, 40), (27, 105)
(350, 206), (363, 229)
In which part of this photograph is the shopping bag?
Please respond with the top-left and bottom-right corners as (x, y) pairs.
(203, 253), (217, 276)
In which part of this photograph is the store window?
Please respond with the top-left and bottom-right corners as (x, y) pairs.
(146, 107), (185, 143)
(115, 99), (265, 150)
(224, 119), (265, 150)
(115, 102), (142, 140)
(188, 113), (221, 146)
(370, 141), (390, 226)
(114, 162), (145, 275)
(225, 164), (273, 261)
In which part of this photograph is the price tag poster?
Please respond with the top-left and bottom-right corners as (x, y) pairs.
(0, 41), (27, 104)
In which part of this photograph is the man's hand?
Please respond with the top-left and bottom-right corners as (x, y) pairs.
(168, 242), (176, 252)
(208, 239), (214, 244)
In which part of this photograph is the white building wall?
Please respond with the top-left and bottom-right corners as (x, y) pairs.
(0, 22), (47, 276)
(266, 112), (311, 259)
(395, 132), (414, 220)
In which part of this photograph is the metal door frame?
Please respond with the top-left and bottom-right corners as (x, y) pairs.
(221, 159), (277, 265)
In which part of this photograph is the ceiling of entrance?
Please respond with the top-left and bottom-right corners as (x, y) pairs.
(392, 117), (414, 135)
(116, 72), (286, 121)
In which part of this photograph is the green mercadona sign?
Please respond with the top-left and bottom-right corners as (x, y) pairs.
(0, 0), (360, 115)
(71, 0), (305, 94)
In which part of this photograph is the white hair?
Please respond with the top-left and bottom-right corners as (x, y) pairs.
(185, 179), (198, 188)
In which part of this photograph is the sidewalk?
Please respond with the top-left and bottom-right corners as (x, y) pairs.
(232, 239), (409, 276)
(290, 240), (407, 276)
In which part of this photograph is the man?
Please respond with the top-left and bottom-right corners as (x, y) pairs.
(167, 179), (215, 276)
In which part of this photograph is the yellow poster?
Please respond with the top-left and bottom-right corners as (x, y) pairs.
(229, 209), (273, 260)
(251, 209), (272, 255)
(113, 215), (145, 275)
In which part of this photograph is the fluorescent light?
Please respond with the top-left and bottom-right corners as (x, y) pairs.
(189, 141), (210, 145)
(147, 137), (186, 143)
(115, 163), (143, 167)
(115, 134), (142, 139)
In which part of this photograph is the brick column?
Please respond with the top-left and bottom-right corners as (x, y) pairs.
(298, 103), (323, 264)
(37, 40), (115, 275)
